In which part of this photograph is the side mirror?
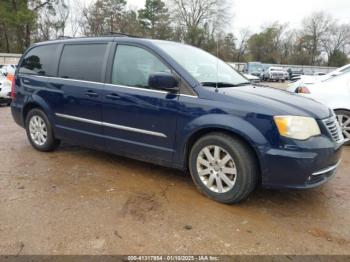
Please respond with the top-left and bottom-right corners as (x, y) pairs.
(148, 72), (178, 92)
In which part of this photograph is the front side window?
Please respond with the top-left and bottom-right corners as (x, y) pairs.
(112, 45), (171, 89)
(19, 44), (58, 76)
(59, 44), (107, 82)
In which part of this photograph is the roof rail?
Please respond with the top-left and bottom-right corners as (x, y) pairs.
(57, 35), (72, 39)
(108, 32), (141, 38)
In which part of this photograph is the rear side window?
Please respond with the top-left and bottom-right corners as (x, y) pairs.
(58, 44), (107, 82)
(19, 44), (58, 76)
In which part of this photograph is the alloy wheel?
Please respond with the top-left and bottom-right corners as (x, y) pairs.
(337, 114), (350, 140)
(196, 145), (237, 193)
(29, 115), (48, 146)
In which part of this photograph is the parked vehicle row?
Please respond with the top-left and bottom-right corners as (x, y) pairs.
(10, 36), (345, 204)
(243, 62), (290, 82)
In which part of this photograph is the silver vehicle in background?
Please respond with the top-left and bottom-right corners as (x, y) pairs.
(262, 66), (286, 82)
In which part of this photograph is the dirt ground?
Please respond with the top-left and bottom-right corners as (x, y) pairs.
(0, 95), (350, 255)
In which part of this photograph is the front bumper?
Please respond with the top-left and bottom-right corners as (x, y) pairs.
(0, 87), (11, 100)
(270, 75), (285, 80)
(304, 160), (341, 187)
(261, 136), (344, 189)
(0, 97), (12, 104)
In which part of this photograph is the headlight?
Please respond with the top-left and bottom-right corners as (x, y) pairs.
(274, 116), (321, 140)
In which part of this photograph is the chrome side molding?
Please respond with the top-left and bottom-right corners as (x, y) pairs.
(55, 113), (167, 138)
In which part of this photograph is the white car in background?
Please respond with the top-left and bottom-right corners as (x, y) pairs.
(243, 73), (260, 83)
(0, 64), (16, 76)
(227, 63), (260, 83)
(289, 64), (350, 92)
(0, 73), (12, 105)
(262, 67), (286, 82)
(293, 71), (350, 144)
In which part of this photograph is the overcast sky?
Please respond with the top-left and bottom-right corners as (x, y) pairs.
(76, 0), (350, 34)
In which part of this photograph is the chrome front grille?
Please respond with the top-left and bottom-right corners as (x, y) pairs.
(323, 116), (344, 143)
(272, 73), (283, 77)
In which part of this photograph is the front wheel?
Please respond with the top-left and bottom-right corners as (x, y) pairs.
(189, 133), (258, 204)
(25, 108), (60, 152)
(335, 110), (350, 145)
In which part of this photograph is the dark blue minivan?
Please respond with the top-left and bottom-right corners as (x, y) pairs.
(11, 36), (345, 203)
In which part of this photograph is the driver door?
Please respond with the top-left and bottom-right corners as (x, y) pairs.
(102, 44), (179, 163)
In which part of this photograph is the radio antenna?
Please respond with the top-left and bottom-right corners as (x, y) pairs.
(215, 33), (220, 93)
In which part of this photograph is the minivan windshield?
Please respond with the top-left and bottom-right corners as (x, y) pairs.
(154, 41), (250, 87)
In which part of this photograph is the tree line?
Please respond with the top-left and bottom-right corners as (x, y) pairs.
(0, 0), (349, 67)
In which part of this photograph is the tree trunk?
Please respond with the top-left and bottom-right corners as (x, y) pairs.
(4, 27), (10, 53)
(25, 23), (31, 49)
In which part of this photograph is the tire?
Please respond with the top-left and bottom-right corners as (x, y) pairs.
(189, 133), (258, 204)
(335, 110), (350, 146)
(25, 108), (60, 152)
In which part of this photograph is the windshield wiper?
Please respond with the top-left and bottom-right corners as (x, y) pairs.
(232, 82), (251, 86)
(201, 82), (251, 88)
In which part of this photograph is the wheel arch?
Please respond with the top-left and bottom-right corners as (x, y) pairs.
(333, 108), (350, 113)
(183, 127), (263, 183)
(23, 102), (44, 123)
(22, 95), (54, 125)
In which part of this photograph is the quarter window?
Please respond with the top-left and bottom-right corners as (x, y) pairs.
(19, 44), (58, 76)
(58, 44), (107, 82)
(112, 45), (171, 89)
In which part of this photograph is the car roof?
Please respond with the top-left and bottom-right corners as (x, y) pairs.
(31, 36), (176, 47)
(336, 63), (350, 72)
(322, 70), (350, 83)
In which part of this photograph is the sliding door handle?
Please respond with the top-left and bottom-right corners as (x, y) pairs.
(105, 93), (120, 100)
(85, 90), (99, 97)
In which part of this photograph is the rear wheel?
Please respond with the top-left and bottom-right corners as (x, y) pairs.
(25, 108), (60, 152)
(189, 133), (258, 204)
(335, 110), (350, 145)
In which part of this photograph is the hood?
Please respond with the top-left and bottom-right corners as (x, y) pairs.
(299, 75), (319, 84)
(202, 85), (331, 120)
(244, 74), (259, 80)
(250, 71), (261, 75)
